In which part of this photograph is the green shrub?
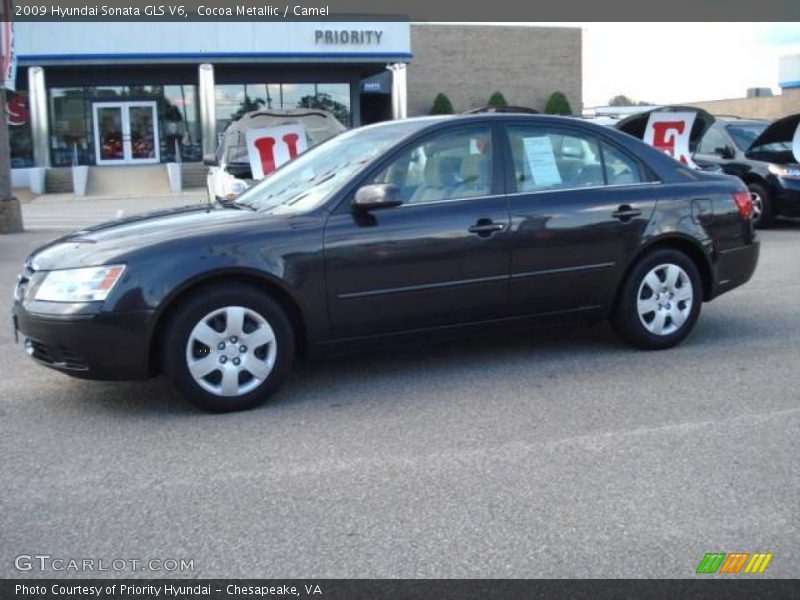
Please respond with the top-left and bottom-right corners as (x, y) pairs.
(430, 92), (455, 115)
(544, 91), (573, 115)
(488, 91), (508, 108)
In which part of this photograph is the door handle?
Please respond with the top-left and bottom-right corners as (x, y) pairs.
(468, 219), (505, 237)
(612, 205), (642, 222)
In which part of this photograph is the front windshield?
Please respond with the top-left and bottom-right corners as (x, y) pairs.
(234, 118), (441, 214)
(726, 123), (768, 151)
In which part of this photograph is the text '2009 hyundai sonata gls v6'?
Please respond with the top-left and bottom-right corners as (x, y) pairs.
(13, 114), (760, 412)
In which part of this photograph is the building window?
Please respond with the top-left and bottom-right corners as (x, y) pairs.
(7, 91), (33, 168)
(50, 87), (91, 166)
(49, 85), (202, 166)
(214, 82), (352, 140)
(162, 85), (202, 162)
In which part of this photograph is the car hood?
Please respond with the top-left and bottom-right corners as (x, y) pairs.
(745, 113), (800, 162)
(615, 106), (717, 149)
(29, 204), (285, 270)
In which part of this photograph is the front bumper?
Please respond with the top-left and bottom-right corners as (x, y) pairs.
(12, 305), (155, 381)
(772, 176), (800, 216)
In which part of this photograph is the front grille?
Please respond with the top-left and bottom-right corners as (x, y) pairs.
(25, 339), (88, 371)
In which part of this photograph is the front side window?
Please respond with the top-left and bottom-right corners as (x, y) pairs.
(697, 125), (728, 154)
(508, 127), (603, 192)
(369, 127), (493, 204)
(234, 119), (440, 214)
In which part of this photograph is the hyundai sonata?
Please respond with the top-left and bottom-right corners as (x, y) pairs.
(13, 114), (759, 412)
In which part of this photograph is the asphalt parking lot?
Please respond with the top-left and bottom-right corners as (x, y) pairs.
(0, 217), (798, 579)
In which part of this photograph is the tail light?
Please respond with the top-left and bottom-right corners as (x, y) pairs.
(733, 191), (754, 220)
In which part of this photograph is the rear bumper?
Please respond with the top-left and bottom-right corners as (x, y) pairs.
(711, 240), (760, 299)
(12, 306), (154, 381)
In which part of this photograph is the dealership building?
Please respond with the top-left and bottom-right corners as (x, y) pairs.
(7, 22), (581, 193)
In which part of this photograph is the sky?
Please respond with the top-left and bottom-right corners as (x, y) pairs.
(505, 23), (800, 108)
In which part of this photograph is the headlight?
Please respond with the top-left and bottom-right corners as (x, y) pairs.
(34, 265), (126, 302)
(223, 176), (249, 199)
(768, 164), (800, 179)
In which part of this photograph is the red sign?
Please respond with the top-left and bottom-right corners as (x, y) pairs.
(7, 93), (27, 126)
(245, 124), (308, 180)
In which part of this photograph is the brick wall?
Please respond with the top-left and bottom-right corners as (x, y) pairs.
(407, 24), (582, 117)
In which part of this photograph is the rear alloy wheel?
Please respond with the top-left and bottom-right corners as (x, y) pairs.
(747, 182), (773, 228)
(163, 285), (294, 412)
(611, 249), (702, 350)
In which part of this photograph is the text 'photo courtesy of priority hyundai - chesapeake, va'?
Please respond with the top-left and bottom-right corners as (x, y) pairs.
(0, 4), (799, 598)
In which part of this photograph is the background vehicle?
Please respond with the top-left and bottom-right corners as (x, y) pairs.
(13, 115), (759, 412)
(205, 108), (347, 203)
(692, 114), (800, 227)
(615, 106), (724, 176)
(618, 108), (800, 227)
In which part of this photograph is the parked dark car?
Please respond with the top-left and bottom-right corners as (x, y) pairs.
(618, 108), (800, 227)
(693, 114), (800, 227)
(13, 114), (759, 412)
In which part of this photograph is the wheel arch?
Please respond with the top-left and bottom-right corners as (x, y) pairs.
(147, 268), (308, 376)
(616, 235), (714, 307)
(740, 172), (768, 189)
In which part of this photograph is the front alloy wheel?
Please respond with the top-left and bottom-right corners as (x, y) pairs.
(186, 306), (277, 397)
(163, 284), (294, 412)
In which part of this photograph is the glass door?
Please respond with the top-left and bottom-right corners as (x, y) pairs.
(93, 101), (160, 165)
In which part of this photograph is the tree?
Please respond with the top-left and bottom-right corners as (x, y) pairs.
(230, 95), (266, 122)
(487, 91), (508, 108)
(298, 92), (351, 126)
(608, 94), (652, 107)
(544, 91), (572, 115)
(608, 94), (635, 107)
(430, 92), (454, 115)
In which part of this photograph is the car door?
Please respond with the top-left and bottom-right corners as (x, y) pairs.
(502, 123), (659, 316)
(323, 123), (510, 339)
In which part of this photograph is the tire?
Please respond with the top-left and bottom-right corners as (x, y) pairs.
(162, 284), (295, 412)
(611, 249), (702, 350)
(748, 182), (774, 229)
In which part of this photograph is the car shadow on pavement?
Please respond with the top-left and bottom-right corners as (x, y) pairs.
(62, 309), (776, 417)
(771, 217), (800, 230)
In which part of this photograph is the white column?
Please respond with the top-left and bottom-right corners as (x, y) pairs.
(198, 63), (216, 157)
(28, 66), (50, 168)
(388, 63), (407, 120)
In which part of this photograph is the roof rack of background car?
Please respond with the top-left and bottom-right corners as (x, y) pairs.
(463, 106), (540, 114)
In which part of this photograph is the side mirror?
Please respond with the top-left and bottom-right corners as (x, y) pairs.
(714, 146), (734, 159)
(203, 153), (219, 167)
(352, 183), (402, 211)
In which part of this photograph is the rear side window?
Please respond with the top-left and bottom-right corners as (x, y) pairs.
(507, 127), (603, 192)
(507, 126), (649, 191)
(602, 143), (644, 185)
